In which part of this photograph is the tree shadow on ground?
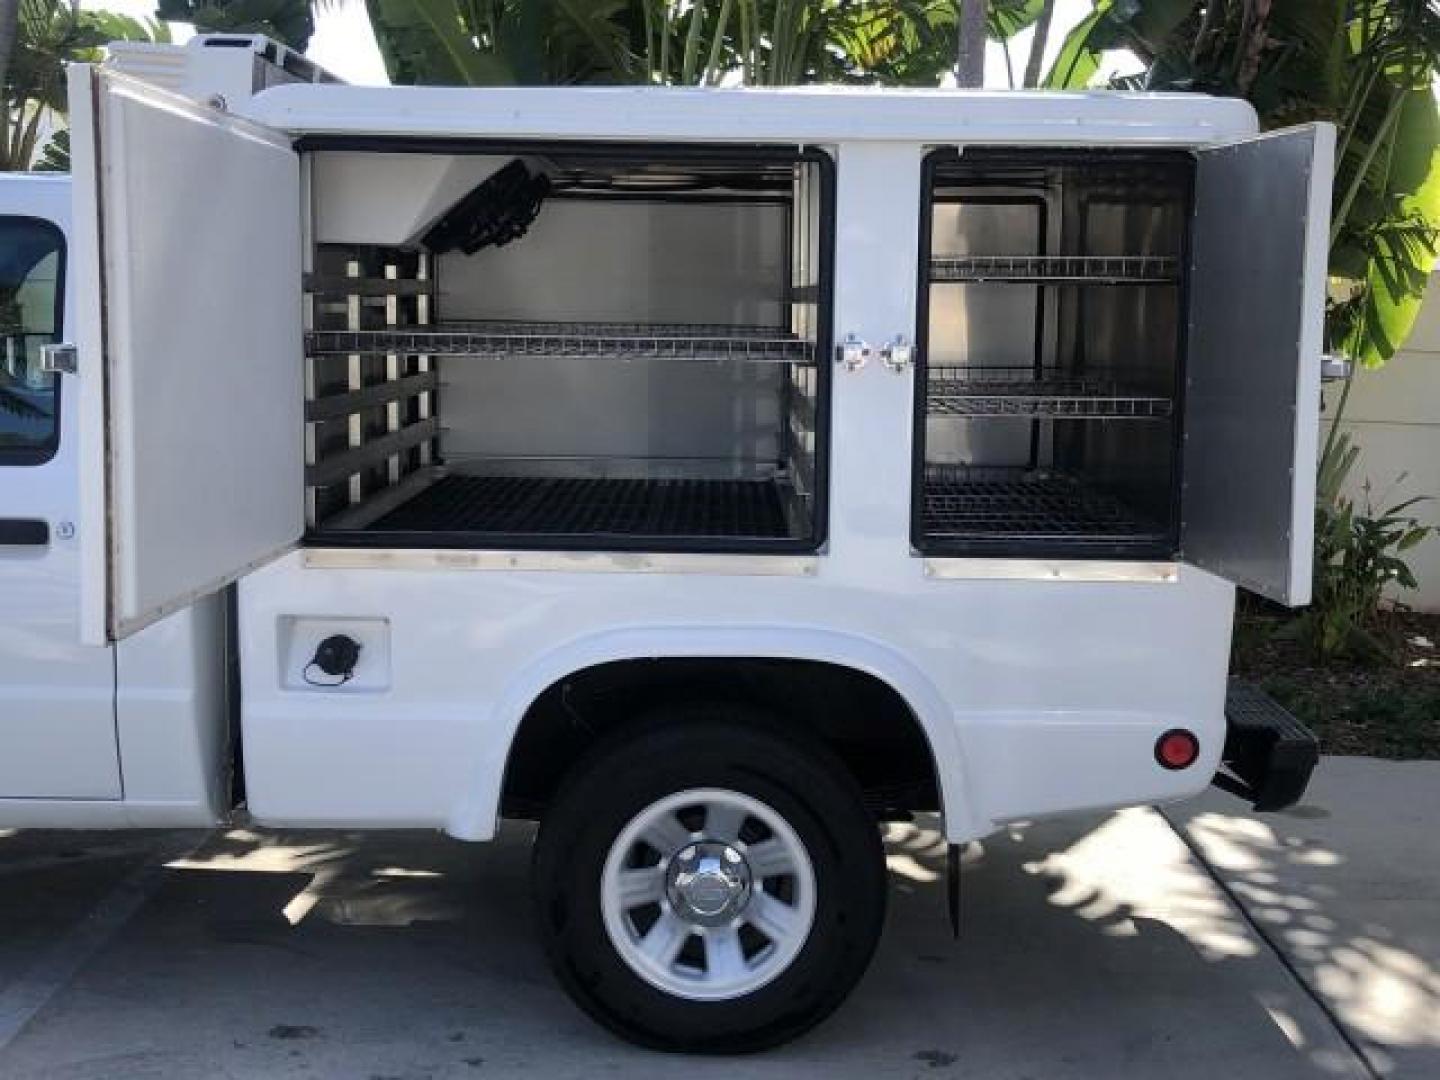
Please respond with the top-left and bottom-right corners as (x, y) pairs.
(869, 810), (1372, 1079)
(1167, 789), (1440, 1078)
(1, 805), (1391, 1079)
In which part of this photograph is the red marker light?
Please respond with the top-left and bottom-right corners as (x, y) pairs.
(1155, 729), (1200, 771)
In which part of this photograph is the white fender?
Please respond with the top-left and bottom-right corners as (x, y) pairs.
(444, 624), (980, 842)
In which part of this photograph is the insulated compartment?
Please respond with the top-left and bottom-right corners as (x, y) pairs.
(915, 150), (1191, 558)
(302, 146), (830, 552)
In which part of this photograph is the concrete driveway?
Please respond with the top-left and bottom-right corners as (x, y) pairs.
(0, 758), (1431, 1079)
(1168, 757), (1440, 1078)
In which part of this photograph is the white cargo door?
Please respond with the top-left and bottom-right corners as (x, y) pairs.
(1182, 123), (1334, 606)
(70, 66), (303, 644)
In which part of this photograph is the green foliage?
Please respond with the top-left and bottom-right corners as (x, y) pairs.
(366, 0), (637, 86)
(364, 1), (987, 89)
(1041, 0), (1194, 90)
(153, 0), (314, 50)
(33, 124), (68, 171)
(1327, 4), (1440, 368)
(1257, 672), (1440, 758)
(988, 0), (1047, 40)
(4, 0), (168, 171)
(3, 1), (168, 171)
(1042, 0), (1349, 99)
(1335, 87), (1440, 366)
(1040, 3), (1108, 89)
(820, 1), (1046, 86)
(1044, 1), (1440, 371)
(1303, 429), (1432, 660)
(87, 12), (174, 46)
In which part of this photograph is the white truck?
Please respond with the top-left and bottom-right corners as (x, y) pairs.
(1, 35), (1326, 1051)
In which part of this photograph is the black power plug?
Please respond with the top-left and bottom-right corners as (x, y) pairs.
(304, 634), (362, 687)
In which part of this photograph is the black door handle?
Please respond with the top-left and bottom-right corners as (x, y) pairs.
(0, 518), (49, 545)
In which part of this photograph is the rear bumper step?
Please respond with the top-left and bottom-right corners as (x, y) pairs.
(1212, 683), (1318, 812)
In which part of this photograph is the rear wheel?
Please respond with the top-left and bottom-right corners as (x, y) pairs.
(532, 709), (887, 1052)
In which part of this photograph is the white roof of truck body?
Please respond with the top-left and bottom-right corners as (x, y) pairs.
(241, 84), (1258, 147)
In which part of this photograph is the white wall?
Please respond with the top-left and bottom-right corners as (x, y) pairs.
(1321, 274), (1440, 612)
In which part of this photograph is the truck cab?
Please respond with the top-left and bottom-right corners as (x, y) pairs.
(0, 174), (116, 802)
(0, 36), (1329, 1051)
(2, 175), (227, 820)
(0, 36), (330, 825)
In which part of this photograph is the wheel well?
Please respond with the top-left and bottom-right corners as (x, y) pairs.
(500, 658), (941, 821)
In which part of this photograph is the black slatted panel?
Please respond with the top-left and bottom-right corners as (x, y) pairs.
(372, 475), (790, 540)
(923, 476), (1164, 541)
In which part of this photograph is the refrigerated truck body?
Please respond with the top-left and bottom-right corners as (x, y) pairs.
(0, 36), (1325, 1050)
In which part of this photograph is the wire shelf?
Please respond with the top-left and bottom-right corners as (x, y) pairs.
(930, 254), (1180, 285)
(927, 366), (1173, 419)
(367, 474), (794, 539)
(306, 321), (816, 365)
(922, 468), (1167, 542)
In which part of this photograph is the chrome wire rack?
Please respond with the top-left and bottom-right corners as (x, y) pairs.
(922, 467), (1167, 542)
(305, 321), (816, 365)
(930, 254), (1180, 285)
(927, 366), (1173, 419)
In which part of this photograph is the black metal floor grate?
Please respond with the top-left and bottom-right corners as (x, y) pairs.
(370, 475), (793, 540)
(923, 474), (1166, 541)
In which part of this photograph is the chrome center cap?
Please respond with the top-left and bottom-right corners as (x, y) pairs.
(666, 842), (752, 926)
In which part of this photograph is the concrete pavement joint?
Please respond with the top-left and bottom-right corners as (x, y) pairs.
(0, 841), (176, 878)
(0, 830), (211, 1056)
(1158, 806), (1383, 1080)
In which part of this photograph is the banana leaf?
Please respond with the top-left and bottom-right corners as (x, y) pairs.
(1040, 4), (1109, 89)
(989, 0), (1047, 40)
(1041, 0), (1193, 89)
(1348, 87), (1440, 365)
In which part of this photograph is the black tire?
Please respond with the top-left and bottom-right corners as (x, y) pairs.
(532, 705), (887, 1052)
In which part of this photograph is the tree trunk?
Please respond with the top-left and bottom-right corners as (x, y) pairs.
(1022, 0), (1056, 88)
(955, 0), (987, 88)
(0, 0), (20, 98)
(0, 0), (16, 173)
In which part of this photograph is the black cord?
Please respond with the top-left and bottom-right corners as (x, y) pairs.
(302, 662), (354, 688)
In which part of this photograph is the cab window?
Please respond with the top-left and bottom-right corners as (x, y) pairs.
(0, 216), (65, 465)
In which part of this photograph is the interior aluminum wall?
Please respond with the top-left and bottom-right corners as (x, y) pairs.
(437, 198), (789, 477)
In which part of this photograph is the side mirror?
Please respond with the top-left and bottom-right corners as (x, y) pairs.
(38, 342), (76, 376)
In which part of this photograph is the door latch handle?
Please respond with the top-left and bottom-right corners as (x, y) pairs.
(0, 518), (49, 546)
(835, 333), (870, 372)
(39, 343), (77, 376)
(881, 335), (914, 373)
(1320, 354), (1352, 382)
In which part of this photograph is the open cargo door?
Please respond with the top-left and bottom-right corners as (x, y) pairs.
(70, 66), (302, 643)
(1182, 123), (1334, 606)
